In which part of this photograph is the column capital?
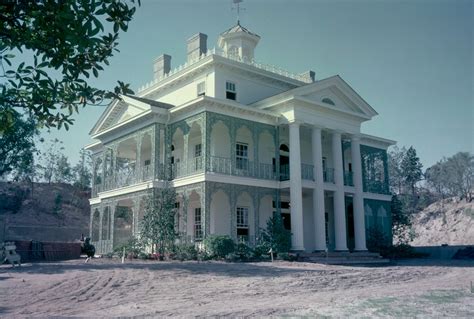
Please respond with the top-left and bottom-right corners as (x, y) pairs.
(288, 119), (304, 127)
(350, 134), (362, 142)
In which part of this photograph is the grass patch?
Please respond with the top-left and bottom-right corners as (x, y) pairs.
(420, 289), (467, 304)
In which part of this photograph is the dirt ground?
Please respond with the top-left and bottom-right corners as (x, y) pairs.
(0, 258), (473, 317)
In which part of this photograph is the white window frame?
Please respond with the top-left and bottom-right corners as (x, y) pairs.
(194, 143), (202, 157)
(197, 81), (206, 96)
(236, 206), (249, 228)
(235, 142), (248, 170)
(226, 81), (237, 100)
(194, 207), (202, 240)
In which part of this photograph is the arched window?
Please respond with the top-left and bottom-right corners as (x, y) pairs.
(279, 144), (289, 152)
(322, 98), (335, 106)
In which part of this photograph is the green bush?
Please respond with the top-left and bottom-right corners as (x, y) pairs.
(366, 226), (389, 253)
(253, 242), (271, 259)
(276, 252), (297, 261)
(235, 242), (253, 261)
(203, 235), (235, 259)
(113, 237), (144, 258)
(260, 214), (291, 253)
(379, 244), (428, 259)
(174, 243), (198, 261)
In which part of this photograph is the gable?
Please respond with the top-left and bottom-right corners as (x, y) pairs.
(300, 86), (364, 115)
(90, 95), (155, 136)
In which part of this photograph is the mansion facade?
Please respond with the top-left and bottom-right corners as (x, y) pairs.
(87, 23), (394, 254)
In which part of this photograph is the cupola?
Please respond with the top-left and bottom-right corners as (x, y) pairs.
(218, 21), (260, 62)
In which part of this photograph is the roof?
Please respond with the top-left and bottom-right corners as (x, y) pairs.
(220, 21), (260, 38)
(124, 95), (174, 110)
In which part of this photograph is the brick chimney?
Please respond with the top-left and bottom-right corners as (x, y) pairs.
(187, 33), (208, 63)
(153, 54), (172, 80)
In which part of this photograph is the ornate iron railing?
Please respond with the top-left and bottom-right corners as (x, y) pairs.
(209, 156), (276, 180)
(171, 156), (204, 179)
(324, 168), (335, 183)
(301, 163), (314, 181)
(364, 180), (390, 195)
(344, 171), (354, 186)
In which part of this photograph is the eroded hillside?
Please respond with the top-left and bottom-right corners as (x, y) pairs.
(410, 198), (474, 246)
(0, 182), (90, 242)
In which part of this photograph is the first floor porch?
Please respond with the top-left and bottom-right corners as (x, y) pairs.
(90, 182), (392, 254)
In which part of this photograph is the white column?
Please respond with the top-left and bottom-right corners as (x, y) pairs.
(332, 131), (348, 251)
(351, 136), (367, 251)
(289, 122), (304, 251)
(312, 127), (326, 251)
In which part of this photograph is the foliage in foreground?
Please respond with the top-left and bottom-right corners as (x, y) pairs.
(1, 0), (140, 131)
(367, 226), (425, 259)
(140, 188), (177, 259)
(260, 213), (291, 254)
(203, 235), (235, 259)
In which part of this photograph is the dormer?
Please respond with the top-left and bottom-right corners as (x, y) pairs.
(218, 21), (260, 62)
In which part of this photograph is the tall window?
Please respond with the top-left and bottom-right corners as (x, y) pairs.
(197, 81), (206, 96)
(236, 206), (249, 240)
(226, 81), (236, 100)
(236, 143), (248, 170)
(194, 143), (202, 170)
(194, 207), (202, 240)
(194, 143), (202, 157)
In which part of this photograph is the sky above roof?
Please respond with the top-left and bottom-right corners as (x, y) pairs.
(44, 0), (473, 169)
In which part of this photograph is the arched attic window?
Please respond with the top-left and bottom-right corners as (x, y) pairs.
(322, 98), (335, 106)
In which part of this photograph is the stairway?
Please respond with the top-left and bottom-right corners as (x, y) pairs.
(297, 251), (391, 265)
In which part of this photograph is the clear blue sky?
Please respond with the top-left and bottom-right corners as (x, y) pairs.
(44, 0), (473, 169)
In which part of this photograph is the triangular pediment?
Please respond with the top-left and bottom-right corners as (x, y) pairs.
(90, 95), (163, 136)
(252, 75), (378, 119)
(300, 86), (364, 114)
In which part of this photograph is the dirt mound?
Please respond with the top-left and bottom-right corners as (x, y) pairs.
(0, 182), (90, 242)
(410, 198), (474, 246)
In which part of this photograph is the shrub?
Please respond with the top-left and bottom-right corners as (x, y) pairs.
(366, 226), (389, 253)
(253, 241), (271, 259)
(113, 237), (144, 258)
(174, 243), (198, 261)
(379, 244), (428, 259)
(260, 214), (291, 254)
(276, 252), (297, 261)
(203, 235), (235, 259)
(235, 242), (253, 261)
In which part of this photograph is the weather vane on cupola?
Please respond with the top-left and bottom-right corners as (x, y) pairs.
(232, 0), (245, 24)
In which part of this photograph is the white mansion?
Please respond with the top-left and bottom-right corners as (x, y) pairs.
(87, 22), (394, 254)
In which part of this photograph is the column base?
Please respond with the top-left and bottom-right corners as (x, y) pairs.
(290, 247), (305, 253)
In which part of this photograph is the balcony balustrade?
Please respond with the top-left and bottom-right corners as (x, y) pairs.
(301, 163), (314, 181)
(209, 156), (276, 180)
(323, 168), (335, 183)
(91, 155), (387, 198)
(344, 171), (354, 186)
(92, 164), (160, 196)
(171, 156), (204, 179)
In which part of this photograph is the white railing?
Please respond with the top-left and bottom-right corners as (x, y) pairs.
(137, 47), (312, 93)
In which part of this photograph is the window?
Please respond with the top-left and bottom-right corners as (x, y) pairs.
(236, 206), (249, 240)
(322, 97), (335, 106)
(194, 207), (202, 240)
(226, 81), (236, 100)
(235, 143), (248, 170)
(197, 81), (206, 96)
(144, 159), (151, 166)
(194, 143), (202, 157)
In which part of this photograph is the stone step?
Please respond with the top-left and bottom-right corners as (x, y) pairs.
(300, 257), (391, 265)
(299, 251), (382, 258)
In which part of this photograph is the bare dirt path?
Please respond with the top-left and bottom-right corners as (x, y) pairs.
(1, 259), (473, 317)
